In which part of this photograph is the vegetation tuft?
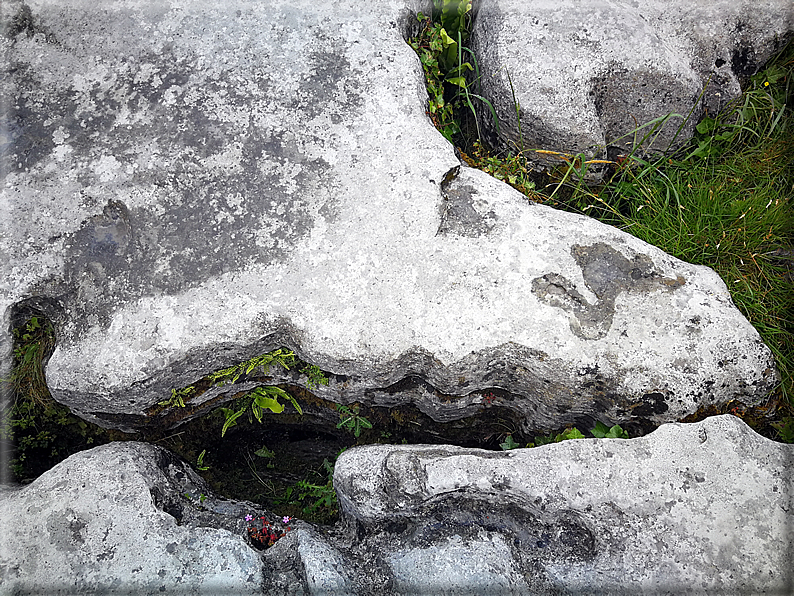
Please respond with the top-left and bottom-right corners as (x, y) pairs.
(1, 314), (128, 481)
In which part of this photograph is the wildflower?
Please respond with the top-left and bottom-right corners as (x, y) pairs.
(245, 514), (253, 522)
(282, 516), (292, 524)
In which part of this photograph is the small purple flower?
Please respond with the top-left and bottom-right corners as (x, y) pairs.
(282, 516), (292, 524)
(245, 514), (253, 522)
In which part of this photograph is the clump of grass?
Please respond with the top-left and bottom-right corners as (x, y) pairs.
(3, 315), (55, 407)
(1, 314), (124, 480)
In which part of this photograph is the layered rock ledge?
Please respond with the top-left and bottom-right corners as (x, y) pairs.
(1, 0), (779, 436)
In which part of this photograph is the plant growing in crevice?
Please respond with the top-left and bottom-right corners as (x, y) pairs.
(277, 455), (340, 524)
(159, 386), (193, 409)
(1, 314), (123, 481)
(408, 1), (498, 146)
(195, 449), (210, 471)
(591, 421), (630, 439)
(220, 385), (304, 438)
(336, 404), (372, 438)
(500, 423), (629, 450)
(158, 348), (330, 438)
(2, 315), (55, 406)
(244, 513), (292, 550)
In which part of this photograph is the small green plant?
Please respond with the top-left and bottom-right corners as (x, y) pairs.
(208, 349), (295, 387)
(409, 2), (498, 146)
(500, 423), (629, 450)
(530, 427), (586, 447)
(771, 417), (794, 443)
(500, 427), (587, 450)
(278, 456), (340, 524)
(254, 445), (275, 459)
(220, 385), (303, 438)
(195, 449), (209, 471)
(499, 434), (521, 450)
(336, 404), (372, 438)
(432, 0), (471, 40)
(161, 348), (331, 437)
(159, 386), (194, 408)
(301, 364), (329, 390)
(591, 421), (630, 439)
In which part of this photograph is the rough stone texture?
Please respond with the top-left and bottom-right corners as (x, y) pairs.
(2, 417), (791, 594)
(333, 415), (794, 595)
(0, 441), (267, 595)
(0, 0), (779, 436)
(470, 0), (793, 171)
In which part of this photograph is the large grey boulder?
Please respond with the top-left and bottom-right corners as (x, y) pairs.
(2, 416), (790, 594)
(470, 0), (793, 170)
(0, 0), (778, 436)
(0, 441), (266, 595)
(333, 415), (793, 595)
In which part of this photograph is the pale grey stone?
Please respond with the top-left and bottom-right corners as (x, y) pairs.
(333, 415), (794, 595)
(0, 442), (265, 596)
(470, 0), (793, 171)
(0, 0), (778, 438)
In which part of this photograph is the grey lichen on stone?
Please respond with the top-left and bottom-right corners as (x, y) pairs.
(533, 243), (686, 339)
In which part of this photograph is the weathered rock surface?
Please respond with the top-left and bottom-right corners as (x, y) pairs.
(0, 441), (266, 595)
(2, 416), (791, 594)
(470, 0), (793, 171)
(331, 415), (793, 595)
(0, 0), (778, 436)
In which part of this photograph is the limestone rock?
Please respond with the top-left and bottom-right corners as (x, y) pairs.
(2, 416), (790, 595)
(333, 415), (794, 595)
(0, 0), (778, 436)
(0, 441), (266, 595)
(470, 0), (793, 171)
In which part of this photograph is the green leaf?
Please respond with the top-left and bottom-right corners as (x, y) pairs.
(558, 427), (585, 441)
(196, 449), (209, 471)
(253, 391), (285, 414)
(221, 406), (247, 438)
(591, 421), (629, 439)
(500, 435), (521, 450)
(439, 27), (456, 46)
(468, 93), (501, 134)
(591, 421), (610, 438)
(533, 433), (556, 446)
(696, 118), (715, 135)
(604, 424), (629, 439)
(254, 446), (275, 458)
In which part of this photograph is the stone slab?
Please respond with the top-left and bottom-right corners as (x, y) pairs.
(0, 0), (778, 435)
(333, 415), (794, 595)
(470, 0), (793, 169)
(0, 441), (264, 595)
